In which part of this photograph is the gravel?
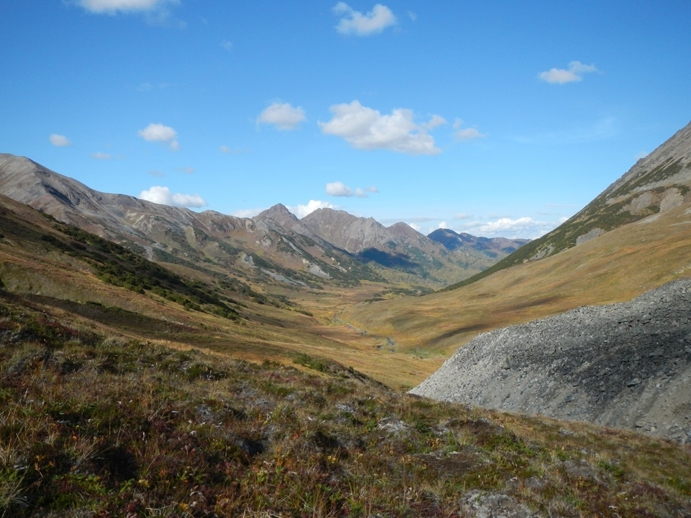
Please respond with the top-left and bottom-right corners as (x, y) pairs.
(411, 279), (691, 442)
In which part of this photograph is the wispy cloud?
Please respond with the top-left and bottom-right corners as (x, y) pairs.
(220, 40), (233, 52)
(138, 186), (207, 208)
(220, 145), (249, 154)
(91, 152), (112, 159)
(319, 100), (441, 155)
(289, 200), (335, 218)
(49, 134), (72, 147)
(333, 3), (396, 36)
(455, 216), (560, 239)
(539, 61), (599, 84)
(176, 166), (195, 174)
(138, 123), (179, 151)
(76, 0), (181, 24)
(256, 102), (306, 131)
(148, 170), (165, 177)
(325, 181), (376, 198)
(453, 119), (486, 141)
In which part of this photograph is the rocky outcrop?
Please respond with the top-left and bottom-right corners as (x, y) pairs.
(411, 279), (691, 442)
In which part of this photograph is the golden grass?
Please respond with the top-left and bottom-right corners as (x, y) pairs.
(342, 202), (691, 360)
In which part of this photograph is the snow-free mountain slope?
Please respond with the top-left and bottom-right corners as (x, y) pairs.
(427, 228), (529, 258)
(0, 154), (524, 290)
(342, 121), (691, 356)
(449, 120), (691, 289)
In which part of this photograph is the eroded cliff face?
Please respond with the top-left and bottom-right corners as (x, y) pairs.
(411, 279), (691, 442)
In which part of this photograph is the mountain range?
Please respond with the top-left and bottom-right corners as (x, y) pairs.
(0, 154), (528, 292)
(1, 123), (691, 515)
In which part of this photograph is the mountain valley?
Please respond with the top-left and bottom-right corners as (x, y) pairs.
(1, 121), (691, 515)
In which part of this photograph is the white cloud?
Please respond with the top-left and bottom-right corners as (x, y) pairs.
(454, 213), (472, 220)
(138, 186), (207, 208)
(408, 222), (421, 231)
(453, 119), (486, 141)
(221, 40), (233, 52)
(91, 152), (112, 159)
(456, 128), (486, 141)
(477, 217), (537, 233)
(49, 134), (71, 147)
(407, 11), (417, 21)
(138, 123), (179, 151)
(289, 200), (335, 219)
(256, 102), (306, 131)
(231, 207), (265, 218)
(333, 3), (396, 36)
(325, 181), (353, 197)
(453, 216), (563, 239)
(176, 166), (195, 174)
(423, 115), (447, 130)
(148, 170), (165, 177)
(539, 61), (599, 84)
(319, 101), (441, 155)
(437, 221), (448, 229)
(325, 181), (377, 198)
(77, 0), (177, 14)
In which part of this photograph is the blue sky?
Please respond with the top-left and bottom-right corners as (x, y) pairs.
(2, 1), (690, 238)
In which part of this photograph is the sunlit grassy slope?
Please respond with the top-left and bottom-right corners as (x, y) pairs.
(342, 201), (691, 357)
(0, 195), (439, 390)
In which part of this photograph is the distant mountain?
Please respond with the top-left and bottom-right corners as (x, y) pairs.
(0, 154), (375, 289)
(297, 208), (521, 285)
(427, 228), (529, 258)
(0, 154), (521, 290)
(449, 119), (691, 289)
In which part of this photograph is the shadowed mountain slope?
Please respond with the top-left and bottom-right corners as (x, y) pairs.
(428, 228), (529, 258)
(299, 208), (516, 286)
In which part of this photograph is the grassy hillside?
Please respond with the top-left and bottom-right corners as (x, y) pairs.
(2, 294), (690, 516)
(342, 200), (691, 356)
(0, 195), (442, 390)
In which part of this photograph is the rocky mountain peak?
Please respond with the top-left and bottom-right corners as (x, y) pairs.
(255, 203), (299, 224)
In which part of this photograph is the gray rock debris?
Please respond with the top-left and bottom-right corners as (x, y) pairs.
(411, 279), (691, 442)
(460, 490), (538, 517)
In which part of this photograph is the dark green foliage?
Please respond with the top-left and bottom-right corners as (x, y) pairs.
(51, 224), (239, 319)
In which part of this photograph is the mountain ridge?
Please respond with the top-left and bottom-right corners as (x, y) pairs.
(0, 153), (526, 290)
(445, 119), (691, 290)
